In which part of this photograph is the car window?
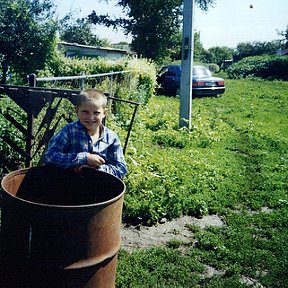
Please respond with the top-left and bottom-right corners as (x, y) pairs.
(166, 70), (176, 76)
(193, 67), (211, 77)
(174, 66), (181, 76)
(158, 67), (169, 76)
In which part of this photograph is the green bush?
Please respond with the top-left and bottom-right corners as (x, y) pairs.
(227, 55), (288, 80)
(37, 53), (157, 105)
(0, 97), (26, 175)
(207, 63), (220, 73)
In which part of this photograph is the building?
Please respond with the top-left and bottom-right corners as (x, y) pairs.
(58, 42), (136, 59)
(220, 59), (233, 70)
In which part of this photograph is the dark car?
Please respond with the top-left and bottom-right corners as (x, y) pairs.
(157, 65), (225, 97)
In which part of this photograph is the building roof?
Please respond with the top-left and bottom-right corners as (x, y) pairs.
(58, 41), (136, 59)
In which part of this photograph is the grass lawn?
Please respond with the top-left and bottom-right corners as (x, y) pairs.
(116, 78), (288, 287)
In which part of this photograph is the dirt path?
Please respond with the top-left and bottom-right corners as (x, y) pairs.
(121, 215), (224, 252)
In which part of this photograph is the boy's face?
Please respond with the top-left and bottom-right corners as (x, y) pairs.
(76, 100), (106, 134)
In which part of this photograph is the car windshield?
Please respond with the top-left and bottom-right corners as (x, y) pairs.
(158, 67), (169, 76)
(193, 67), (211, 77)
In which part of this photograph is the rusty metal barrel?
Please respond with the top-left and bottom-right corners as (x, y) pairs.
(0, 166), (125, 288)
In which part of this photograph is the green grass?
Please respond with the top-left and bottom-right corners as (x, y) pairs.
(123, 79), (288, 223)
(116, 78), (288, 287)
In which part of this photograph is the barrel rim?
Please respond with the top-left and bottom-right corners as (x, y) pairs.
(1, 168), (126, 209)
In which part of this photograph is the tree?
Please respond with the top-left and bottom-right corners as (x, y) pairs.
(59, 17), (111, 47)
(285, 26), (288, 48)
(194, 31), (206, 63)
(203, 46), (234, 66)
(0, 0), (57, 84)
(278, 25), (288, 48)
(167, 31), (182, 61)
(234, 40), (283, 62)
(168, 30), (205, 63)
(88, 0), (215, 61)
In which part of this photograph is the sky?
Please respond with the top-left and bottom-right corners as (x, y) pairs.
(52, 0), (288, 49)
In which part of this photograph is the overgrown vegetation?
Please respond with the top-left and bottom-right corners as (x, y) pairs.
(0, 1), (287, 286)
(0, 53), (287, 286)
(37, 54), (157, 105)
(116, 78), (288, 287)
(227, 55), (288, 80)
(0, 56), (156, 175)
(123, 78), (288, 224)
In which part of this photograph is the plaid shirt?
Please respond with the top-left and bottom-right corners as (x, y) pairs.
(42, 120), (127, 178)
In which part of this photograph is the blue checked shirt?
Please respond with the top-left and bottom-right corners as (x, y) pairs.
(42, 120), (127, 178)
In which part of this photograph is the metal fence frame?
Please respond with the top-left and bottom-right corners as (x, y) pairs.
(0, 71), (140, 169)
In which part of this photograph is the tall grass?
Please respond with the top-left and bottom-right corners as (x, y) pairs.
(117, 78), (288, 287)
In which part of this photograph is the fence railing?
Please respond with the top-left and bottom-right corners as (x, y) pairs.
(36, 70), (132, 95)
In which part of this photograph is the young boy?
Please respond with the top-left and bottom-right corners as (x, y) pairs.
(42, 88), (127, 179)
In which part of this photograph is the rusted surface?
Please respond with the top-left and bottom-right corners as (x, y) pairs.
(0, 166), (125, 287)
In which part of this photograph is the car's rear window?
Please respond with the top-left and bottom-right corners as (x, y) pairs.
(193, 67), (211, 77)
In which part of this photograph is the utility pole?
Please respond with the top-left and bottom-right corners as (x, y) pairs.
(179, 0), (195, 128)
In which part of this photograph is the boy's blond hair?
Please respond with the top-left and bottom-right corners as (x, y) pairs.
(76, 88), (108, 109)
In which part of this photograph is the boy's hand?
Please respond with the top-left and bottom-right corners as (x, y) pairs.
(87, 153), (106, 168)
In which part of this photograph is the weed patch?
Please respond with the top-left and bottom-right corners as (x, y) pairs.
(117, 78), (288, 287)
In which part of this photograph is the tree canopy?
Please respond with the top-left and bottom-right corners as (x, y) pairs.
(0, 0), (57, 83)
(203, 46), (234, 66)
(89, 0), (215, 61)
(284, 26), (288, 48)
(59, 17), (110, 47)
(234, 40), (284, 62)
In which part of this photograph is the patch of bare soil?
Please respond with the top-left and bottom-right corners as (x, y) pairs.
(120, 215), (228, 280)
(121, 215), (224, 252)
(120, 211), (270, 285)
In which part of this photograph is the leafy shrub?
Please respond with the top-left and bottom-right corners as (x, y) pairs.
(152, 130), (188, 148)
(37, 52), (157, 105)
(208, 63), (220, 73)
(227, 55), (288, 80)
(0, 98), (26, 175)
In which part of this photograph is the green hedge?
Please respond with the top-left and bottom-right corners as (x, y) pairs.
(227, 55), (288, 80)
(37, 53), (157, 105)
